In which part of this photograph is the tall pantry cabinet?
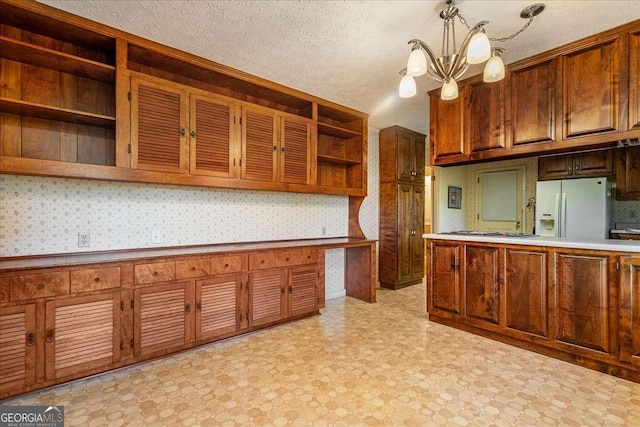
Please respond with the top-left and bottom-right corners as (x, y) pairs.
(379, 126), (426, 289)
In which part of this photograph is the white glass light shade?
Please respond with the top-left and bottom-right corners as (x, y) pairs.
(483, 55), (505, 82)
(399, 74), (417, 98)
(467, 31), (491, 64)
(441, 78), (459, 100)
(406, 48), (427, 76)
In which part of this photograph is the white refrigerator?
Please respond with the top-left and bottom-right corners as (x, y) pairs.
(535, 177), (611, 239)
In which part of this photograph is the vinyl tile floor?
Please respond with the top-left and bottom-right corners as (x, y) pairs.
(4, 283), (640, 426)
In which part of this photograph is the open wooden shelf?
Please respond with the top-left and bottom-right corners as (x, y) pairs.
(316, 154), (362, 166)
(0, 98), (116, 128)
(0, 37), (116, 83)
(317, 122), (361, 139)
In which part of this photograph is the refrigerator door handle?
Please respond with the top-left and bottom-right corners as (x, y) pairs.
(555, 193), (561, 237)
(561, 192), (567, 238)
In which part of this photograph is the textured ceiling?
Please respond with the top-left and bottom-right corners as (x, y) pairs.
(40, 1), (640, 135)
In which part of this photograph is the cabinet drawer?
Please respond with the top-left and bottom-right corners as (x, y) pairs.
(70, 267), (121, 293)
(276, 250), (318, 267)
(9, 272), (70, 301)
(135, 262), (175, 285)
(249, 253), (277, 270)
(176, 258), (210, 279)
(211, 255), (242, 275)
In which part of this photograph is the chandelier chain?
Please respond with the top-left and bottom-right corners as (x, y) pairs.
(456, 12), (536, 43)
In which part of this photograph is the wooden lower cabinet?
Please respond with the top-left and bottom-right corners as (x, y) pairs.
(620, 256), (640, 367)
(195, 275), (241, 341)
(249, 269), (287, 327)
(464, 246), (500, 325)
(0, 304), (36, 394)
(0, 241), (370, 399)
(553, 253), (614, 354)
(504, 248), (548, 338)
(134, 282), (193, 357)
(426, 238), (640, 382)
(288, 265), (319, 318)
(428, 241), (462, 315)
(45, 293), (121, 381)
(248, 264), (318, 327)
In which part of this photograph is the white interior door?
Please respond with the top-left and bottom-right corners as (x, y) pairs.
(477, 168), (524, 232)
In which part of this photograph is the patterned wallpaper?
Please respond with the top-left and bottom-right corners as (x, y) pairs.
(0, 128), (381, 300)
(611, 200), (640, 228)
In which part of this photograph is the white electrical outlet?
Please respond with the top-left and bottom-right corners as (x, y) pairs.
(78, 232), (90, 247)
(151, 230), (162, 244)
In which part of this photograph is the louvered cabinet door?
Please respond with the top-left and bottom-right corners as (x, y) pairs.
(195, 275), (239, 342)
(45, 293), (120, 381)
(242, 107), (278, 182)
(131, 78), (188, 173)
(249, 269), (286, 327)
(134, 282), (193, 358)
(288, 266), (318, 318)
(0, 304), (36, 394)
(190, 95), (237, 178)
(280, 117), (311, 185)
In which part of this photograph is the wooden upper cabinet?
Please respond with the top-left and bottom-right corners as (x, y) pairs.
(465, 77), (507, 154)
(629, 30), (640, 131)
(380, 126), (426, 183)
(280, 117), (311, 185)
(554, 253), (613, 354)
(430, 91), (465, 164)
(190, 94), (237, 178)
(538, 150), (614, 180)
(561, 35), (623, 139)
(131, 78), (188, 173)
(241, 107), (278, 182)
(397, 128), (425, 182)
(509, 59), (557, 146)
(615, 146), (640, 200)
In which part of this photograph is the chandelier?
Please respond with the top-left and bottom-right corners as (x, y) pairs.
(399, 1), (545, 100)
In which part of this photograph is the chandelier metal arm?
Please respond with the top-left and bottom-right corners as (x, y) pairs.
(449, 20), (488, 77)
(407, 38), (447, 78)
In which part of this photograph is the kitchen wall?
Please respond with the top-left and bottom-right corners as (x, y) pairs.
(433, 164), (468, 232)
(0, 130), (380, 300)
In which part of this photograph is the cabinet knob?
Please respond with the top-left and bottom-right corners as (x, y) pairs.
(281, 287), (285, 294)
(94, 277), (101, 283)
(196, 301), (202, 312)
(190, 130), (196, 138)
(152, 271), (158, 276)
(184, 303), (191, 315)
(191, 266), (197, 271)
(575, 162), (580, 171)
(281, 146), (286, 152)
(38, 283), (45, 290)
(273, 146), (278, 152)
(46, 328), (55, 342)
(224, 263), (229, 268)
(180, 128), (185, 136)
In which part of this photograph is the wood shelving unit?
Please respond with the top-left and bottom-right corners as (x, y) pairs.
(0, 98), (116, 127)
